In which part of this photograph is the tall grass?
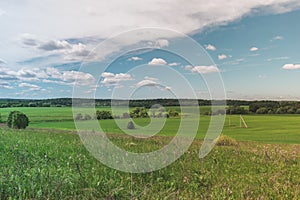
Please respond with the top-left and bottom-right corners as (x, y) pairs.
(0, 127), (299, 199)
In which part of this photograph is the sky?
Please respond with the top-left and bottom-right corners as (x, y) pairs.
(1, 0), (300, 100)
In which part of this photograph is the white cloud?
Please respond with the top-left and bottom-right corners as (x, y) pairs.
(218, 54), (227, 60)
(46, 67), (95, 85)
(0, 81), (13, 89)
(205, 44), (216, 51)
(5, 0), (299, 40)
(19, 83), (41, 91)
(128, 56), (142, 61)
(272, 35), (284, 41)
(21, 35), (91, 61)
(148, 58), (168, 66)
(136, 79), (159, 87)
(168, 62), (180, 67)
(101, 72), (133, 87)
(1, 0), (300, 70)
(267, 56), (289, 62)
(250, 47), (259, 51)
(156, 39), (169, 47)
(61, 71), (95, 85)
(184, 65), (220, 74)
(136, 76), (171, 91)
(282, 64), (300, 70)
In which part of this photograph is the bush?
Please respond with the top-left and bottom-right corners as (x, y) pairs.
(7, 111), (29, 129)
(168, 109), (179, 117)
(215, 135), (238, 146)
(127, 121), (135, 129)
(130, 107), (149, 118)
(96, 110), (113, 120)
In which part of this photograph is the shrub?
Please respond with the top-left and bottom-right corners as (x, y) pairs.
(168, 109), (179, 117)
(127, 121), (135, 129)
(7, 111), (29, 129)
(96, 110), (113, 120)
(215, 135), (238, 146)
(130, 107), (149, 118)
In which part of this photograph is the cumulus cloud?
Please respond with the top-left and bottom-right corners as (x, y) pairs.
(21, 35), (92, 61)
(128, 56), (143, 61)
(148, 58), (168, 66)
(136, 76), (170, 91)
(0, 67), (48, 82)
(250, 47), (259, 51)
(101, 72), (133, 87)
(0, 66), (95, 88)
(45, 67), (95, 85)
(19, 83), (41, 91)
(282, 64), (300, 70)
(156, 39), (169, 47)
(205, 44), (216, 51)
(218, 54), (227, 60)
(185, 65), (220, 74)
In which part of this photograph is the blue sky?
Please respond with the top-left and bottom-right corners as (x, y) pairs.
(1, 0), (300, 100)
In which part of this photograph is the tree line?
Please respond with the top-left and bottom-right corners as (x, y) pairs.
(75, 107), (179, 121)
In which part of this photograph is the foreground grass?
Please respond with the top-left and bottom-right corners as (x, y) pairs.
(0, 128), (299, 199)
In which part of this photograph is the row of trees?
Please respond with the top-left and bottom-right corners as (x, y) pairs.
(75, 107), (180, 121)
(0, 98), (257, 108)
(249, 101), (300, 114)
(212, 103), (300, 115)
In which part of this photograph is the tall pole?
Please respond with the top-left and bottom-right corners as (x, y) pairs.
(240, 115), (242, 128)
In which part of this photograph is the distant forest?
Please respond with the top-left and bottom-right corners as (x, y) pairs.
(1, 98), (300, 114)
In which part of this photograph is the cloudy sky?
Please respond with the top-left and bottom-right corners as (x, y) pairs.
(1, 0), (300, 100)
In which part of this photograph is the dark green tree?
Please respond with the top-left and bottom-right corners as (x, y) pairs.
(96, 110), (113, 120)
(7, 111), (29, 129)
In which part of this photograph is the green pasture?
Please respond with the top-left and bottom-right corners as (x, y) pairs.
(1, 107), (300, 144)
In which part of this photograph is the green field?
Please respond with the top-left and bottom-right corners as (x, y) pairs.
(0, 107), (300, 199)
(0, 128), (299, 199)
(1, 107), (300, 144)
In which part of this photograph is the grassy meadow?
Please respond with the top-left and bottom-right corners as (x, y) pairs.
(1, 106), (300, 143)
(0, 106), (300, 199)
